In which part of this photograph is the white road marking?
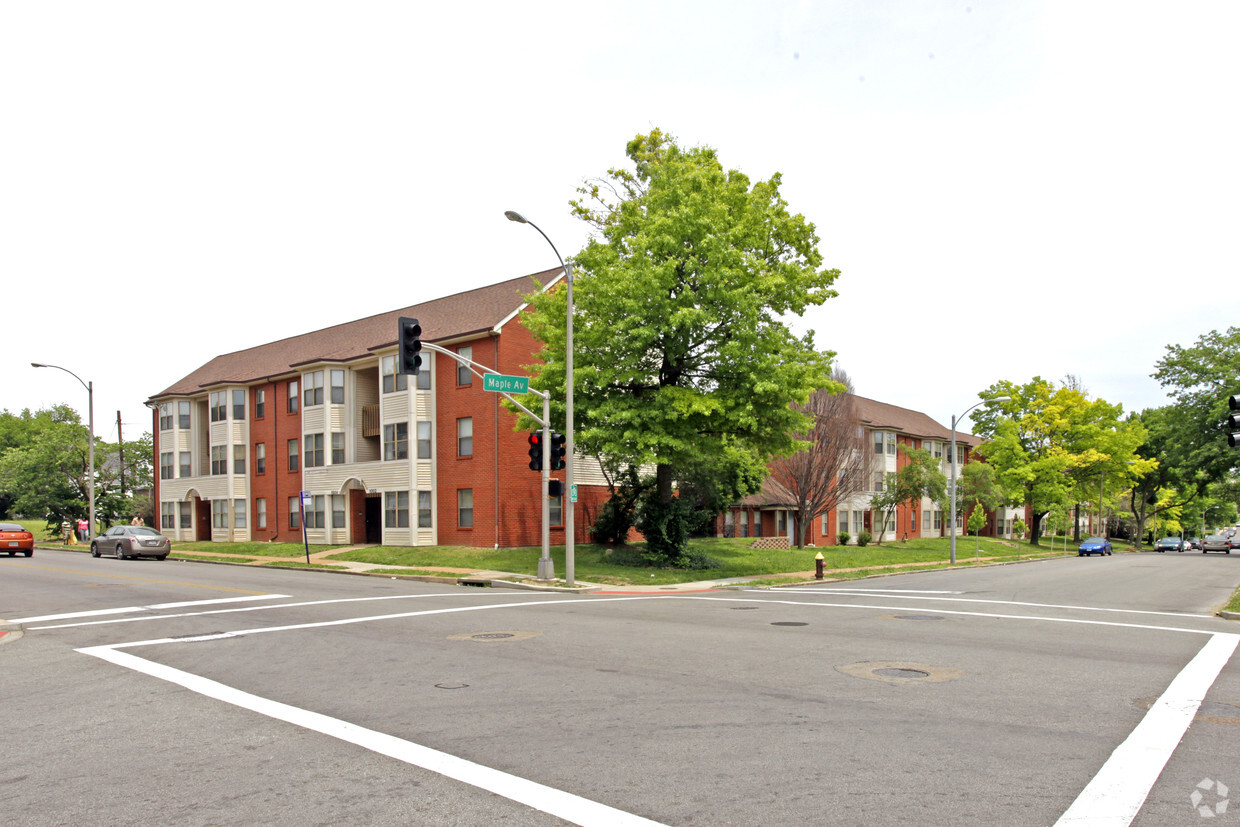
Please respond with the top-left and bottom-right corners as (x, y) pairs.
(27, 591), (555, 629)
(9, 594), (292, 623)
(1055, 632), (1240, 826)
(77, 644), (667, 827)
(779, 589), (1214, 619)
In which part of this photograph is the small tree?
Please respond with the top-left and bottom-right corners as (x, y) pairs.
(871, 446), (946, 545)
(967, 506), (986, 558)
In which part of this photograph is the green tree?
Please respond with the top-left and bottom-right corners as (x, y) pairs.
(521, 129), (840, 563)
(0, 405), (94, 527)
(870, 446), (946, 545)
(971, 378), (1152, 545)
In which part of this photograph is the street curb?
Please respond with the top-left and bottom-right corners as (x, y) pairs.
(1219, 611), (1240, 621)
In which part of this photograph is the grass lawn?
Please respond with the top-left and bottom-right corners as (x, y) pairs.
(171, 541), (344, 558)
(328, 535), (1076, 586)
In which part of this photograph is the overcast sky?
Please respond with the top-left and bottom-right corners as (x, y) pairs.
(3, 1), (1237, 444)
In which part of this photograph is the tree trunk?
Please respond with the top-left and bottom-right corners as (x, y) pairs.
(656, 463), (674, 503)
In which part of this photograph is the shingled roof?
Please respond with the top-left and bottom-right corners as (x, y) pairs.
(852, 394), (980, 446)
(150, 269), (561, 400)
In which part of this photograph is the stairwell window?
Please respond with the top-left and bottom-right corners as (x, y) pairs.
(457, 418), (473, 457)
(178, 401), (191, 429)
(458, 489), (473, 528)
(210, 392), (226, 422)
(233, 444), (246, 475)
(255, 443), (266, 475)
(232, 390), (246, 420)
(457, 346), (472, 385)
(288, 438), (299, 471)
(418, 491), (432, 528)
(331, 432), (345, 465)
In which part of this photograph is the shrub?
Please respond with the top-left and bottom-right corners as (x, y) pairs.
(836, 531), (850, 546)
(857, 530), (872, 547)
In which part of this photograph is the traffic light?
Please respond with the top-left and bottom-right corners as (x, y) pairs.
(528, 432), (543, 471)
(397, 316), (422, 375)
(548, 479), (564, 497)
(549, 431), (566, 471)
(1229, 395), (1240, 448)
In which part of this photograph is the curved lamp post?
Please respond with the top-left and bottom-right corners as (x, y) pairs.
(505, 211), (576, 586)
(949, 395), (1010, 564)
(32, 362), (95, 541)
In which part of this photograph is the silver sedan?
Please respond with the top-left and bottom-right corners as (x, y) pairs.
(1200, 535), (1232, 554)
(90, 526), (172, 560)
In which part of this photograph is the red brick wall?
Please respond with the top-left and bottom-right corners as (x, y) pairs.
(247, 379), (302, 543)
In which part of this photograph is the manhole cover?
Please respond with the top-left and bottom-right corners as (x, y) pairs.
(435, 682), (469, 690)
(837, 661), (964, 685)
(771, 621), (808, 627)
(447, 630), (541, 643)
(471, 633), (514, 640)
(874, 667), (930, 679)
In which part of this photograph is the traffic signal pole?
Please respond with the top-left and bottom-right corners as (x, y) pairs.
(418, 340), (555, 580)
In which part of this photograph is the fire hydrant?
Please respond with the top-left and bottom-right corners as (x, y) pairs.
(815, 551), (824, 580)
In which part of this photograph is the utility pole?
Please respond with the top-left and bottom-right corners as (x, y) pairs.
(117, 411), (125, 498)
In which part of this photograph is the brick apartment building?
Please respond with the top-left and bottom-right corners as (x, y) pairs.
(149, 271), (610, 549)
(719, 395), (1025, 545)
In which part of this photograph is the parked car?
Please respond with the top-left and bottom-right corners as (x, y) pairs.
(1078, 537), (1113, 556)
(90, 525), (171, 560)
(0, 522), (34, 557)
(1186, 537), (1201, 550)
(1200, 535), (1232, 554)
(1155, 536), (1185, 553)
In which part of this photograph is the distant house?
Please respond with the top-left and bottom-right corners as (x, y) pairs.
(148, 271), (607, 549)
(718, 394), (1024, 545)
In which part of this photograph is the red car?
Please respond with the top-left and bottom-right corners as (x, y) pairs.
(0, 522), (34, 557)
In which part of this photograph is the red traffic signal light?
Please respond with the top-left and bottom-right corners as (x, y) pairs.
(397, 316), (422, 375)
(528, 432), (543, 471)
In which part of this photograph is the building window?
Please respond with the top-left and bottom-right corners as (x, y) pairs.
(178, 401), (191, 430)
(161, 502), (175, 529)
(305, 433), (324, 468)
(874, 431), (883, 454)
(384, 423), (408, 460)
(232, 390), (246, 421)
(887, 433), (897, 455)
(923, 510), (931, 530)
(256, 498), (267, 529)
(385, 491), (409, 528)
(416, 363), (431, 390)
(159, 404), (172, 431)
(160, 452), (173, 480)
(255, 443), (266, 474)
(418, 491), (432, 528)
(305, 495), (325, 529)
(287, 438), (299, 471)
(288, 380), (299, 413)
(381, 355), (407, 394)
(330, 370), (345, 405)
(179, 452), (191, 478)
(289, 497), (301, 530)
(211, 446), (227, 476)
(331, 432), (345, 465)
(234, 498), (246, 529)
(332, 494), (346, 529)
(550, 495), (563, 527)
(873, 472), (884, 493)
(178, 502), (192, 529)
(956, 445), (967, 465)
(839, 510), (849, 534)
(210, 392), (226, 422)
(457, 417), (472, 457)
(255, 389), (266, 419)
(304, 371), (324, 407)
(233, 444), (246, 475)
(777, 510), (787, 534)
(457, 346), (472, 385)
(417, 422), (431, 459)
(458, 489), (473, 528)
(934, 511), (943, 531)
(212, 499), (228, 529)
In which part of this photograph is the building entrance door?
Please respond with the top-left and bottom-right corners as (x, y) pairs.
(365, 496), (381, 544)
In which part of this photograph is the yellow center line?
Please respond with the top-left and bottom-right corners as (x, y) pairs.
(0, 561), (272, 594)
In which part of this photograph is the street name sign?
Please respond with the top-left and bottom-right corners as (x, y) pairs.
(482, 374), (530, 394)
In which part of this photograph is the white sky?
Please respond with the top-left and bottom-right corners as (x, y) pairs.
(3, 1), (1237, 443)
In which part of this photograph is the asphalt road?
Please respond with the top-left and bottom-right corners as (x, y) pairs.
(2, 549), (1239, 826)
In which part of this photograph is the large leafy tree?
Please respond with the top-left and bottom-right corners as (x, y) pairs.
(970, 378), (1152, 545)
(522, 129), (840, 562)
(0, 406), (92, 525)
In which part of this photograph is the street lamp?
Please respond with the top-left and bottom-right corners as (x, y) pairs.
(505, 210), (576, 586)
(32, 362), (94, 542)
(950, 395), (1011, 565)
